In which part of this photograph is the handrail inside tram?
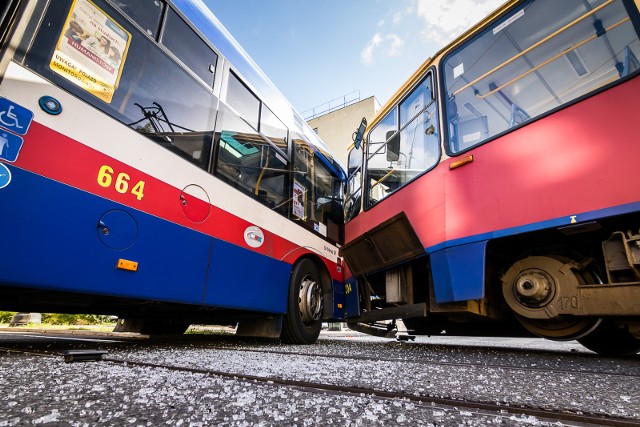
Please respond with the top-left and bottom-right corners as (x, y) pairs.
(452, 0), (615, 97)
(474, 17), (630, 100)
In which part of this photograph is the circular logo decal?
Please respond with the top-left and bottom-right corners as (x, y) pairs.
(0, 163), (11, 189)
(244, 226), (264, 248)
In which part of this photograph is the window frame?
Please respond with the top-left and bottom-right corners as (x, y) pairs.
(259, 103), (289, 153)
(108, 0), (165, 40)
(344, 146), (364, 222)
(225, 70), (291, 162)
(159, 5), (218, 88)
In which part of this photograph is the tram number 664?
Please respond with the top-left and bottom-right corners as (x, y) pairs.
(97, 165), (145, 201)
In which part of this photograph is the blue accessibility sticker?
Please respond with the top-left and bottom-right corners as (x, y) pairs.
(0, 163), (11, 189)
(0, 130), (24, 162)
(0, 97), (33, 136)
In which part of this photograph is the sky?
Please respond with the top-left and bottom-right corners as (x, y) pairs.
(204, 0), (504, 117)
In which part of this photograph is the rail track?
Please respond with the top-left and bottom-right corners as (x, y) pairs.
(179, 345), (640, 379)
(2, 337), (639, 426)
(104, 357), (639, 427)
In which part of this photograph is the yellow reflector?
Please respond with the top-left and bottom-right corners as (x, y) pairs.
(337, 303), (343, 309)
(117, 259), (138, 272)
(449, 155), (474, 170)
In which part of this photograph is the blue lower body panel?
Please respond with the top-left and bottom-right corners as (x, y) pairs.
(0, 165), (291, 314)
(343, 277), (360, 318)
(430, 240), (488, 303)
(204, 238), (290, 313)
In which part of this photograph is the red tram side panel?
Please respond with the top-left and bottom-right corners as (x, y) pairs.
(347, 76), (640, 249)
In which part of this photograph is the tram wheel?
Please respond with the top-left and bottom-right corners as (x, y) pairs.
(514, 314), (601, 341)
(502, 255), (602, 341)
(281, 259), (323, 344)
(577, 320), (640, 356)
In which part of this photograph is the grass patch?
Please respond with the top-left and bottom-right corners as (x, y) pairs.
(0, 311), (116, 328)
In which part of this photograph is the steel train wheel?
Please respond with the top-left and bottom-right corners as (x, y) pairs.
(514, 314), (600, 341)
(502, 256), (601, 341)
(578, 321), (640, 356)
(281, 259), (323, 344)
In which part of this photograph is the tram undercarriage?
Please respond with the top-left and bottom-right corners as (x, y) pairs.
(341, 214), (640, 356)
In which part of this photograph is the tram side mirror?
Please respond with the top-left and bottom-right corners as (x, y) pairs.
(352, 117), (367, 150)
(386, 131), (400, 162)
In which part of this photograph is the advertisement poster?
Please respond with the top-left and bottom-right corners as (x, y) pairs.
(292, 180), (307, 220)
(50, 0), (130, 103)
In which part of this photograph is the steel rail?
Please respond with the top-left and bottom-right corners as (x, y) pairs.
(184, 345), (640, 379)
(101, 356), (640, 427)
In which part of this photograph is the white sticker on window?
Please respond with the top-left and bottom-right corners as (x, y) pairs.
(462, 132), (482, 143)
(493, 9), (525, 35)
(453, 63), (464, 79)
(314, 222), (327, 237)
(292, 180), (306, 220)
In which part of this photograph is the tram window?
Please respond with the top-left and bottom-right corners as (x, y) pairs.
(293, 139), (344, 241)
(315, 160), (344, 242)
(260, 105), (288, 152)
(25, 0), (218, 170)
(292, 139), (312, 223)
(227, 72), (260, 130)
(215, 104), (289, 215)
(368, 107), (398, 153)
(345, 148), (363, 222)
(444, 0), (640, 154)
(161, 7), (217, 87)
(145, 131), (213, 170)
(366, 73), (439, 207)
(110, 0), (164, 38)
(399, 76), (432, 128)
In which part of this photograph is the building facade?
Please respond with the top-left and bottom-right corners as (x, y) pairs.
(307, 96), (380, 167)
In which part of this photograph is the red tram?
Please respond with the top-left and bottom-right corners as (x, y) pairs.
(342, 0), (640, 355)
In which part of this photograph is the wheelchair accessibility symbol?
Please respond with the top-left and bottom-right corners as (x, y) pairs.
(0, 97), (33, 136)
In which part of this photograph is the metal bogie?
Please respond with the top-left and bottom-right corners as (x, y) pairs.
(502, 255), (640, 320)
(603, 230), (640, 283)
